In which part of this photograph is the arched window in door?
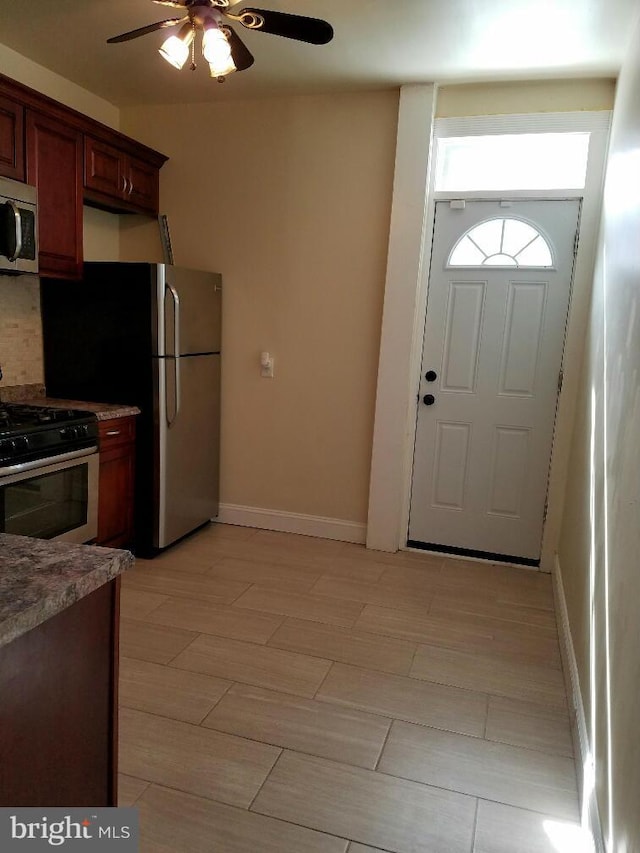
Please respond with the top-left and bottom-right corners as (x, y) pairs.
(448, 218), (554, 268)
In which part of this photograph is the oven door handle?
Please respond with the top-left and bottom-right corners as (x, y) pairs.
(0, 446), (97, 477)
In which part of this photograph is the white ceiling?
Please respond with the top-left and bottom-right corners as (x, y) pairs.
(0, 0), (637, 106)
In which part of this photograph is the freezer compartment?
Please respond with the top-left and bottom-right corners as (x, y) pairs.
(156, 353), (220, 548)
(161, 266), (222, 357)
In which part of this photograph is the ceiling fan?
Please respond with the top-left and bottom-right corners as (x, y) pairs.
(107, 0), (334, 82)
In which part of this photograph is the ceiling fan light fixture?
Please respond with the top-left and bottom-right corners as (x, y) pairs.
(202, 22), (236, 78)
(159, 22), (194, 70)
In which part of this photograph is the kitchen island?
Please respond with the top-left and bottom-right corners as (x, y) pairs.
(0, 534), (132, 806)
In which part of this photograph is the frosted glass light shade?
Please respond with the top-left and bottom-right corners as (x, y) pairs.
(203, 27), (236, 76)
(159, 28), (194, 70)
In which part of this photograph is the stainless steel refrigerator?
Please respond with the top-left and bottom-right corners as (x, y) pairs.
(41, 262), (222, 555)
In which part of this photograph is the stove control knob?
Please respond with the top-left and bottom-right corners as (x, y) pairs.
(0, 439), (17, 457)
(60, 426), (77, 441)
(14, 436), (29, 453)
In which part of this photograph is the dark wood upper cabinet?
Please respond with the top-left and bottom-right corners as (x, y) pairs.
(0, 72), (167, 278)
(26, 110), (84, 280)
(84, 137), (160, 216)
(0, 94), (25, 181)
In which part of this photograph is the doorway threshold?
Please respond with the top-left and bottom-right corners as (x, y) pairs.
(406, 540), (540, 568)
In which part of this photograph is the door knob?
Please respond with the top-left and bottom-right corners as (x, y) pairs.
(423, 394), (435, 406)
(425, 370), (437, 382)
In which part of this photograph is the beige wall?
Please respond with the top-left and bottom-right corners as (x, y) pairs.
(558, 16), (640, 850)
(121, 92), (398, 524)
(436, 78), (616, 116)
(0, 43), (119, 128)
(0, 44), (122, 388)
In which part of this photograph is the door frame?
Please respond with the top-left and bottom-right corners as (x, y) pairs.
(367, 99), (611, 572)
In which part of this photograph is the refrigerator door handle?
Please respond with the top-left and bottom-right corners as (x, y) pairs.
(165, 281), (181, 426)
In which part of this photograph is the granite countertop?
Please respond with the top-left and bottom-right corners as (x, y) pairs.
(0, 385), (140, 420)
(19, 397), (141, 421)
(0, 534), (133, 649)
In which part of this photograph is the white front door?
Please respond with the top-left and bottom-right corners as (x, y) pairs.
(408, 199), (580, 562)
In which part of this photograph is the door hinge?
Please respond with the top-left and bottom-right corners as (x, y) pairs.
(543, 501), (548, 523)
(573, 231), (579, 257)
(558, 369), (564, 393)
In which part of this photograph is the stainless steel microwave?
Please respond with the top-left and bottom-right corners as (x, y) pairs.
(0, 177), (38, 275)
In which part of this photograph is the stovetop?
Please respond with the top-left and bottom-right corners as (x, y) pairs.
(0, 403), (99, 471)
(0, 403), (95, 431)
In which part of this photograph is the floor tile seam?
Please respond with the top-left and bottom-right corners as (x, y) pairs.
(377, 725), (579, 779)
(229, 601), (365, 630)
(470, 798), (480, 853)
(318, 658), (494, 706)
(130, 777), (282, 814)
(121, 704), (288, 757)
(303, 582), (437, 614)
(208, 681), (398, 728)
(160, 630), (209, 665)
(429, 604), (558, 633)
(164, 656), (329, 700)
(119, 613), (198, 638)
(483, 731), (575, 760)
(121, 579), (253, 607)
(193, 718), (390, 772)
(473, 791), (581, 823)
(315, 656), (492, 698)
(265, 637), (418, 677)
(262, 748), (481, 804)
(412, 639), (566, 676)
(193, 678), (235, 725)
(166, 627), (335, 664)
(120, 778), (151, 809)
(270, 614), (421, 653)
(343, 709), (574, 756)
(373, 716), (395, 772)
(137, 613), (287, 647)
(245, 747), (284, 812)
(248, 783), (468, 851)
(404, 678), (569, 714)
(312, 698), (487, 742)
(367, 764), (580, 817)
(409, 643), (566, 692)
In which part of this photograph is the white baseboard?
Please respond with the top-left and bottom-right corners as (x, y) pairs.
(216, 503), (367, 544)
(553, 554), (605, 853)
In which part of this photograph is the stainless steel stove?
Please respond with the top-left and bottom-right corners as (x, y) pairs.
(0, 403), (99, 543)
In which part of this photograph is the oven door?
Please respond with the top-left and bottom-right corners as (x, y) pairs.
(0, 448), (98, 544)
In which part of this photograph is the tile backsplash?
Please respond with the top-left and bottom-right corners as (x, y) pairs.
(0, 274), (44, 387)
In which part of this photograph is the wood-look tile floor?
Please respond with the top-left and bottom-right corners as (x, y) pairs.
(118, 524), (582, 853)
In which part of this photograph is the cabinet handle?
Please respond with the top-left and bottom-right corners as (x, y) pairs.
(106, 429), (121, 436)
(128, 179), (134, 197)
(121, 175), (127, 194)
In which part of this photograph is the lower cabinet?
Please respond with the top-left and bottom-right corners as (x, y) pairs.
(97, 416), (136, 549)
(0, 579), (120, 807)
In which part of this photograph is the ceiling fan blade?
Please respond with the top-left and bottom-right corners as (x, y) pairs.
(224, 26), (255, 71)
(235, 8), (333, 45)
(107, 17), (187, 44)
(152, 0), (188, 7)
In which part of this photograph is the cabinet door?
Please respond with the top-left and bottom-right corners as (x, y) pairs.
(26, 111), (83, 279)
(97, 418), (136, 549)
(126, 155), (159, 215)
(84, 136), (125, 199)
(0, 95), (24, 181)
